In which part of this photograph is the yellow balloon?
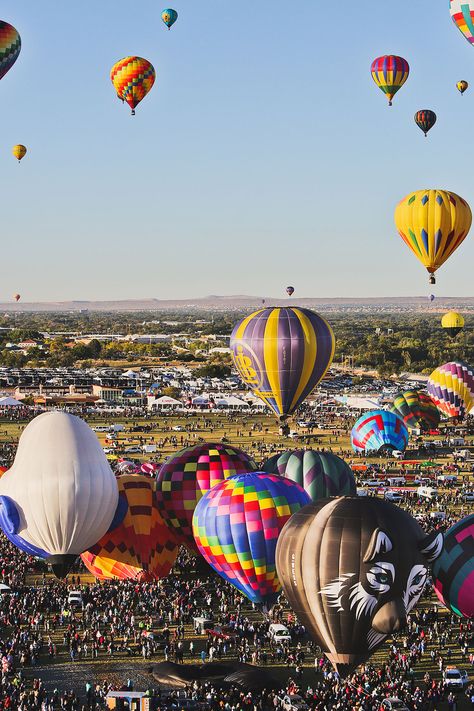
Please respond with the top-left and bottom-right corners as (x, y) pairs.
(441, 311), (465, 338)
(12, 144), (27, 162)
(394, 190), (472, 284)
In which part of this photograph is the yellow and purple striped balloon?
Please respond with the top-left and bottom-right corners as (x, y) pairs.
(0, 21), (21, 81)
(230, 307), (335, 420)
(427, 360), (474, 420)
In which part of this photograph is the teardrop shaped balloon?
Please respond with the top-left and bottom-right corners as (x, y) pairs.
(427, 360), (474, 419)
(429, 294), (435, 302)
(13, 293), (20, 302)
(192, 472), (311, 607)
(110, 57), (156, 115)
(0, 21), (21, 82)
(162, 8), (178, 29)
(457, 80), (469, 95)
(370, 55), (409, 106)
(414, 109), (436, 137)
(155, 443), (257, 550)
(450, 1), (474, 46)
(286, 286), (295, 296)
(394, 189), (472, 284)
(262, 450), (356, 501)
(351, 410), (408, 453)
(230, 307), (335, 421)
(432, 514), (474, 618)
(12, 144), (26, 162)
(389, 391), (440, 431)
(441, 311), (465, 338)
(81, 475), (178, 582)
(276, 498), (441, 677)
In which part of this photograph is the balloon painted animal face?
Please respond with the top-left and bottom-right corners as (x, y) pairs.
(275, 498), (443, 677)
(320, 528), (434, 652)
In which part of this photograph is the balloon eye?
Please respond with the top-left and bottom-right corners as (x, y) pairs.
(376, 573), (390, 585)
(412, 572), (424, 586)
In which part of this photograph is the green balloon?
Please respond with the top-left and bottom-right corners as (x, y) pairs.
(262, 450), (356, 502)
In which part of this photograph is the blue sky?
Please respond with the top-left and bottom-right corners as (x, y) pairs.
(1, 1), (473, 301)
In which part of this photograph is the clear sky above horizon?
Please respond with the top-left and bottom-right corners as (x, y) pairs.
(2, 1), (474, 302)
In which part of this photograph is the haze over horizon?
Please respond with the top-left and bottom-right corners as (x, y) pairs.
(2, 1), (474, 301)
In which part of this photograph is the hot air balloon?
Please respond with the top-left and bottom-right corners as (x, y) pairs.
(81, 475), (178, 582)
(414, 110), (436, 137)
(351, 410), (409, 453)
(370, 55), (409, 106)
(192, 472), (311, 608)
(286, 286), (295, 297)
(427, 360), (474, 419)
(441, 311), (465, 338)
(394, 189), (472, 284)
(155, 443), (257, 550)
(0, 21), (21, 82)
(110, 57), (156, 115)
(275, 498), (443, 676)
(141, 461), (159, 476)
(12, 144), (26, 162)
(230, 307), (335, 429)
(13, 294), (20, 302)
(262, 450), (356, 501)
(432, 514), (474, 618)
(0, 412), (120, 577)
(162, 8), (178, 29)
(429, 294), (435, 302)
(389, 391), (440, 431)
(457, 80), (469, 95)
(450, 1), (474, 46)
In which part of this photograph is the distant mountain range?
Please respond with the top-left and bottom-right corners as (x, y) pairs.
(2, 295), (474, 312)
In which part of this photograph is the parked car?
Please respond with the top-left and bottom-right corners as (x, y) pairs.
(124, 446), (142, 454)
(443, 667), (469, 689)
(269, 623), (292, 643)
(67, 591), (83, 608)
(384, 490), (402, 503)
(380, 699), (410, 710)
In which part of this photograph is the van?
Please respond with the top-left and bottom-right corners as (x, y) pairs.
(67, 591), (83, 608)
(417, 486), (438, 500)
(437, 474), (457, 485)
(268, 623), (292, 643)
(449, 437), (465, 447)
(387, 477), (406, 487)
(142, 444), (157, 453)
(384, 490), (403, 503)
(110, 424), (125, 433)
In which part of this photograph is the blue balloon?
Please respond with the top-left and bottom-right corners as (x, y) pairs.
(351, 410), (409, 453)
(162, 8), (178, 28)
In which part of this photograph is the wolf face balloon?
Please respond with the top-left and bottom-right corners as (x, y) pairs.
(276, 498), (442, 677)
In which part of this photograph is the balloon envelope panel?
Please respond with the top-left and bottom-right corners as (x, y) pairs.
(156, 443), (257, 549)
(427, 360), (474, 419)
(351, 410), (408, 452)
(432, 514), (474, 618)
(389, 391), (440, 431)
(192, 472), (311, 606)
(262, 450), (356, 501)
(450, 0), (474, 45)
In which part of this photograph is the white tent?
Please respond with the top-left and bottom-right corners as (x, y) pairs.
(0, 396), (25, 407)
(335, 395), (382, 410)
(216, 396), (249, 409)
(0, 583), (11, 592)
(149, 395), (183, 410)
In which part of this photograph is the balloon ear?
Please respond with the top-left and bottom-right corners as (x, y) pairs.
(107, 492), (128, 533)
(418, 531), (444, 563)
(0, 495), (20, 535)
(363, 529), (393, 563)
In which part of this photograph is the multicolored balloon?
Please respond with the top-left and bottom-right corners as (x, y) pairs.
(389, 391), (440, 431)
(351, 410), (409, 453)
(441, 311), (465, 338)
(12, 144), (26, 162)
(450, 1), (474, 46)
(370, 55), (409, 106)
(394, 190), (472, 284)
(162, 8), (178, 29)
(230, 307), (335, 422)
(262, 450), (356, 501)
(192, 472), (311, 607)
(414, 110), (436, 137)
(155, 443), (257, 550)
(110, 57), (156, 115)
(0, 21), (21, 82)
(427, 360), (474, 419)
(457, 80), (469, 95)
(432, 514), (474, 618)
(276, 498), (443, 676)
(81, 475), (178, 582)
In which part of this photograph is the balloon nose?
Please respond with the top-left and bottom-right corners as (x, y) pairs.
(372, 600), (407, 634)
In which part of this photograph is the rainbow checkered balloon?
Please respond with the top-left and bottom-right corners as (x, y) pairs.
(432, 514), (474, 618)
(427, 360), (474, 419)
(110, 56), (155, 114)
(156, 443), (257, 550)
(192, 472), (311, 607)
(0, 21), (21, 81)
